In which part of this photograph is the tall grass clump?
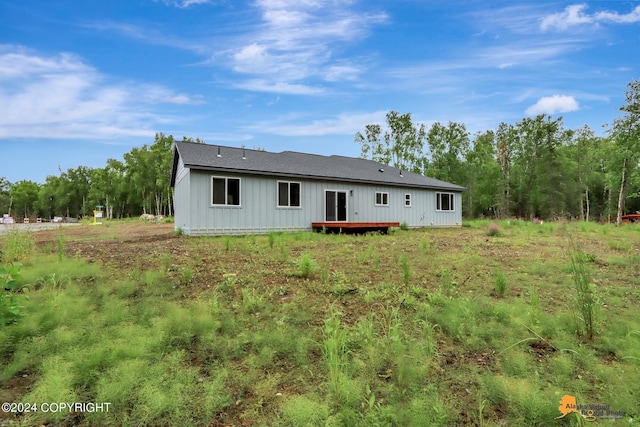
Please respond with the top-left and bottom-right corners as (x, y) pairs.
(267, 231), (276, 249)
(400, 254), (412, 285)
(56, 234), (66, 261)
(494, 268), (507, 298)
(296, 253), (317, 278)
(181, 266), (193, 285)
(223, 236), (232, 251)
(322, 309), (350, 404)
(567, 246), (598, 340)
(1, 231), (36, 262)
(241, 288), (263, 314)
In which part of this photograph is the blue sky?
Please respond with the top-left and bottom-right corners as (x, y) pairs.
(1, 0), (639, 184)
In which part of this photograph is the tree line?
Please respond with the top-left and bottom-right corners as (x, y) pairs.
(0, 134), (191, 220)
(1, 81), (638, 223)
(355, 80), (640, 224)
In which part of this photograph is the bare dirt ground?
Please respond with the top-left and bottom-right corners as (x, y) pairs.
(33, 222), (178, 271)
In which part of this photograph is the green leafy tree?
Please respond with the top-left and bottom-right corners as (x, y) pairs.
(9, 180), (40, 218)
(56, 166), (92, 218)
(562, 126), (606, 221)
(425, 121), (470, 185)
(355, 111), (427, 173)
(610, 79), (640, 226)
(510, 115), (569, 219)
(123, 133), (176, 216)
(495, 122), (516, 218)
(88, 159), (128, 219)
(465, 131), (500, 218)
(0, 177), (10, 215)
(37, 175), (62, 219)
(150, 133), (176, 216)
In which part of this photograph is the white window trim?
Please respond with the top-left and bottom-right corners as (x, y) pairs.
(404, 193), (412, 207)
(211, 176), (241, 207)
(375, 191), (389, 206)
(277, 180), (302, 208)
(436, 192), (455, 212)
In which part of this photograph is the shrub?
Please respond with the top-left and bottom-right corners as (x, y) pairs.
(1, 262), (28, 325)
(487, 223), (502, 237)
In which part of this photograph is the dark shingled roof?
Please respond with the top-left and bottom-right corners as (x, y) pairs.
(171, 141), (465, 191)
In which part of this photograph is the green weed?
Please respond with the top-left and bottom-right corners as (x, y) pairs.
(241, 288), (263, 314)
(0, 262), (28, 324)
(494, 268), (507, 298)
(280, 242), (289, 262)
(567, 246), (598, 340)
(267, 231), (276, 249)
(181, 266), (193, 285)
(296, 253), (317, 278)
(219, 273), (237, 292)
(322, 308), (350, 404)
(1, 231), (35, 262)
(609, 239), (632, 252)
(400, 254), (412, 285)
(35, 273), (70, 290)
(56, 234), (66, 261)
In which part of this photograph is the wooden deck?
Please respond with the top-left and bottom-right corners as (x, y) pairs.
(311, 221), (400, 234)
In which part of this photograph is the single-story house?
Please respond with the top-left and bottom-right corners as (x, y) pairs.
(170, 141), (465, 235)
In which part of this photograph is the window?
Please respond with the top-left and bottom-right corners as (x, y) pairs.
(405, 193), (412, 207)
(277, 181), (301, 207)
(375, 192), (389, 206)
(212, 176), (240, 206)
(436, 192), (454, 211)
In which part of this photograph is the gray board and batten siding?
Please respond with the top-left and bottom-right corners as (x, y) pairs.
(170, 141), (465, 236)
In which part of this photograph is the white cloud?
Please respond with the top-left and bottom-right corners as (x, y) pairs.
(595, 6), (640, 24)
(232, 43), (271, 74)
(159, 0), (211, 8)
(323, 65), (362, 82)
(540, 4), (592, 31)
(541, 4), (640, 31)
(87, 21), (208, 55)
(232, 79), (324, 95)
(249, 111), (387, 137)
(525, 95), (579, 116)
(0, 46), (202, 139)
(225, 1), (387, 92)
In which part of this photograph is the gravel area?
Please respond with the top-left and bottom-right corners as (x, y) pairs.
(0, 223), (81, 235)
